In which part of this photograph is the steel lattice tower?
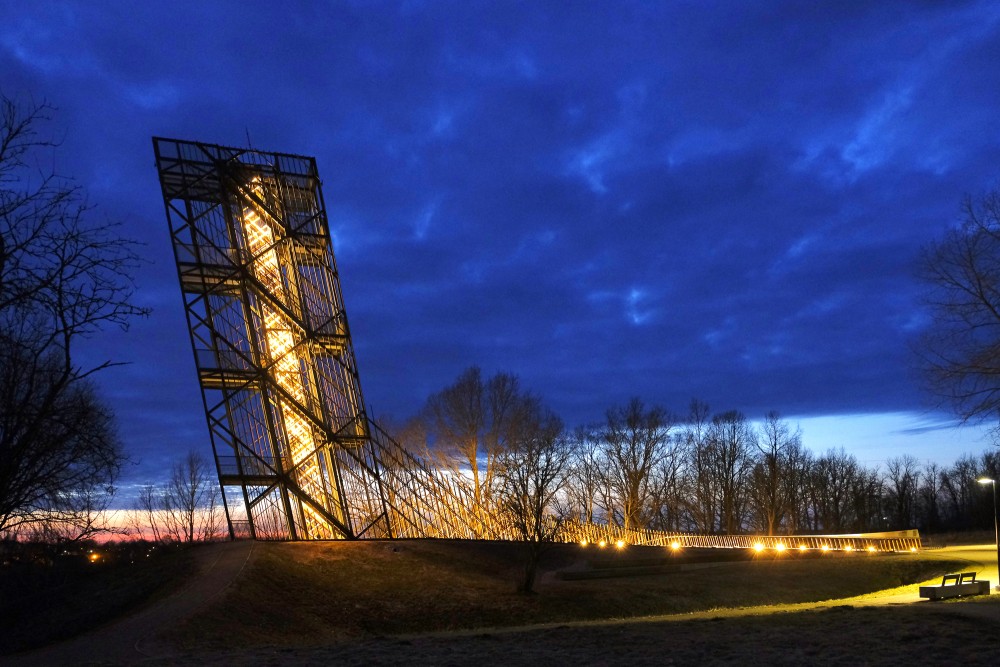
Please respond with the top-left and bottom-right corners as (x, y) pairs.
(153, 138), (420, 540)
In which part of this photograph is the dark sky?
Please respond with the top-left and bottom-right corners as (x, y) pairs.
(3, 1), (1000, 484)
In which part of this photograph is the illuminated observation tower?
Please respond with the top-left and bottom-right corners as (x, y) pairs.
(152, 137), (495, 541)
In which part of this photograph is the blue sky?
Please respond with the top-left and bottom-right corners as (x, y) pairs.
(3, 1), (1000, 485)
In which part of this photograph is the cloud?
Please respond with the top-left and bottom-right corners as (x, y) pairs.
(5, 0), (1000, 483)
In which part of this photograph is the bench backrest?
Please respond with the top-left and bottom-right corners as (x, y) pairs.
(941, 572), (977, 585)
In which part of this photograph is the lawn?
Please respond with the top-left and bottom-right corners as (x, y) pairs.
(168, 539), (963, 651)
(4, 537), (979, 662)
(159, 600), (1000, 666)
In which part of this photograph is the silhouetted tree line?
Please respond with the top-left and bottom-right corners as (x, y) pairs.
(578, 402), (999, 535)
(126, 451), (225, 543)
(405, 367), (1000, 540)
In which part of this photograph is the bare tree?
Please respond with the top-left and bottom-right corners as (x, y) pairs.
(809, 448), (860, 532)
(0, 344), (124, 535)
(564, 425), (603, 524)
(0, 95), (146, 536)
(707, 410), (755, 534)
(749, 411), (801, 535)
(646, 433), (688, 531)
(162, 451), (222, 542)
(939, 453), (981, 530)
(938, 450), (1000, 530)
(915, 462), (942, 532)
(385, 414), (434, 462)
(684, 399), (717, 533)
(132, 483), (164, 542)
(780, 439), (812, 534)
(919, 191), (1000, 426)
(421, 367), (532, 506)
(423, 367), (483, 494)
(599, 398), (672, 531)
(849, 466), (884, 532)
(885, 455), (920, 530)
(18, 479), (127, 544)
(494, 400), (570, 593)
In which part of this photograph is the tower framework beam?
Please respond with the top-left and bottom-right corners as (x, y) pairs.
(155, 137), (387, 540)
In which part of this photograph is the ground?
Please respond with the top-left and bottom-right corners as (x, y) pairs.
(7, 542), (1000, 666)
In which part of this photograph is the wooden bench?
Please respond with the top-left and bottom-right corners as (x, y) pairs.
(919, 572), (990, 600)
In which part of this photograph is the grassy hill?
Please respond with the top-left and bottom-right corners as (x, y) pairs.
(167, 539), (960, 651)
(8, 538), (997, 664)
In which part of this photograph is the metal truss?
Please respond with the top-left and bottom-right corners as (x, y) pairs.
(153, 137), (515, 542)
(152, 137), (919, 554)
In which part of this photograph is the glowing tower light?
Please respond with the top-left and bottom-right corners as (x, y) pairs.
(154, 138), (372, 541)
(241, 178), (329, 537)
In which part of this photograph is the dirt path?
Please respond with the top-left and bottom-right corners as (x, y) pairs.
(8, 540), (256, 666)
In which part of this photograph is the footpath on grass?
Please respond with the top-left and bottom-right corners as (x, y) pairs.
(8, 540), (256, 666)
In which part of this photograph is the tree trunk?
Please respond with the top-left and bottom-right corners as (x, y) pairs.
(520, 543), (541, 594)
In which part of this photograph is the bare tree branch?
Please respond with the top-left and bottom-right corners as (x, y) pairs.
(918, 191), (1000, 425)
(0, 93), (146, 536)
